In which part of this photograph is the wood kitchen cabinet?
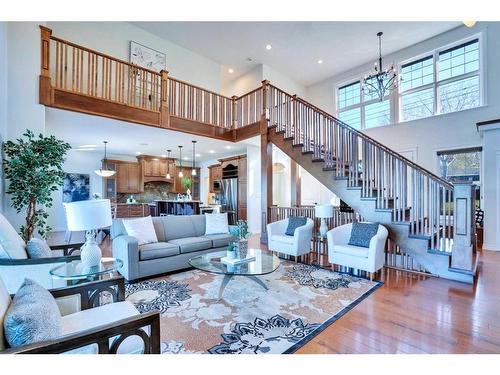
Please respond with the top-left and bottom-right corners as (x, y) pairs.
(237, 156), (247, 220)
(114, 203), (149, 218)
(116, 161), (143, 193)
(208, 164), (222, 193)
(138, 155), (174, 181)
(173, 166), (200, 199)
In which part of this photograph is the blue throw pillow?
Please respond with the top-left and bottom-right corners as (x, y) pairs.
(285, 216), (307, 236)
(348, 222), (379, 248)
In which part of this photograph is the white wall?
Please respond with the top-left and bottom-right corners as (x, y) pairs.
(246, 143), (261, 234)
(263, 64), (306, 97)
(222, 65), (263, 97)
(479, 124), (500, 251)
(272, 145), (291, 207)
(300, 167), (339, 206)
(47, 22), (222, 93)
(3, 22), (46, 229)
(306, 23), (500, 175)
(46, 150), (103, 231)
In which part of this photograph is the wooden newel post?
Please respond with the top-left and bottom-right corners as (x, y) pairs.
(260, 80), (272, 244)
(451, 182), (477, 271)
(39, 25), (52, 105)
(160, 70), (170, 128)
(231, 95), (238, 141)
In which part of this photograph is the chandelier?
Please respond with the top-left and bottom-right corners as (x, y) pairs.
(362, 32), (399, 101)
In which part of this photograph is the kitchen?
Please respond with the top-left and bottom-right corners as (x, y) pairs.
(102, 150), (247, 225)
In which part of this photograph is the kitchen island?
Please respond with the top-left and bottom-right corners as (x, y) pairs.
(154, 200), (201, 216)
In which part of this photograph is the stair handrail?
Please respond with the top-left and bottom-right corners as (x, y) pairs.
(266, 82), (453, 190)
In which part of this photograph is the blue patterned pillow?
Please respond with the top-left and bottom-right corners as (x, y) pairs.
(4, 279), (62, 348)
(348, 222), (379, 248)
(285, 216), (307, 236)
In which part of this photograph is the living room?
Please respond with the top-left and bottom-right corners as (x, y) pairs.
(1, 0), (500, 372)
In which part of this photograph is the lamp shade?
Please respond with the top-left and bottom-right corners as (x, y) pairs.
(315, 204), (334, 218)
(63, 199), (112, 231)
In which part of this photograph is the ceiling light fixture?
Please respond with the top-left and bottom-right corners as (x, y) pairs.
(178, 146), (183, 178)
(362, 31), (399, 102)
(266, 44), (272, 50)
(166, 150), (172, 179)
(463, 21), (477, 28)
(94, 141), (116, 177)
(317, 59), (323, 64)
(228, 68), (234, 74)
(209, 150), (215, 154)
(191, 140), (197, 176)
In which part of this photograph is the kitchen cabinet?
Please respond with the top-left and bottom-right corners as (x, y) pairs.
(116, 162), (143, 193)
(139, 156), (174, 181)
(114, 203), (149, 218)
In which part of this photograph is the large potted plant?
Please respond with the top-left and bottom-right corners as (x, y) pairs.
(3, 130), (71, 241)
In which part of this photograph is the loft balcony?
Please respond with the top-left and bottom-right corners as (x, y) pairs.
(38, 26), (261, 142)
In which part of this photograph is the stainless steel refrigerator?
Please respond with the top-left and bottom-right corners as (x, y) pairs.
(221, 178), (238, 225)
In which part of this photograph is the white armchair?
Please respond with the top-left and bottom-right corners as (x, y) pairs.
(327, 222), (388, 279)
(267, 218), (314, 258)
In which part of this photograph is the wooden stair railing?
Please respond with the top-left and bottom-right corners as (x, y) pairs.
(264, 82), (475, 264)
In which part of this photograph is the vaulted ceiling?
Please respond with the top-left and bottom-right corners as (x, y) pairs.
(132, 21), (461, 86)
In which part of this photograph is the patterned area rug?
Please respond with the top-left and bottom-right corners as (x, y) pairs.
(125, 262), (381, 354)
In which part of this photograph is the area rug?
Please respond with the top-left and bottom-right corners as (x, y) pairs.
(125, 261), (382, 354)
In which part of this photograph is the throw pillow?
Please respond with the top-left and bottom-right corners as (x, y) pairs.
(348, 222), (379, 248)
(26, 238), (53, 259)
(205, 213), (229, 235)
(4, 278), (62, 348)
(285, 216), (307, 236)
(122, 216), (158, 246)
(0, 213), (28, 260)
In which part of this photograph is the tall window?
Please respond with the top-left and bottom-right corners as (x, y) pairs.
(437, 147), (481, 207)
(399, 38), (481, 122)
(337, 80), (391, 130)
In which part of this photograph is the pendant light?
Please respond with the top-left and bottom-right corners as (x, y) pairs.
(166, 149), (172, 179)
(191, 140), (197, 176)
(178, 146), (184, 178)
(94, 141), (116, 177)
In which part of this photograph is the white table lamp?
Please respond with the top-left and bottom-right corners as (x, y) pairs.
(63, 199), (112, 267)
(315, 204), (334, 237)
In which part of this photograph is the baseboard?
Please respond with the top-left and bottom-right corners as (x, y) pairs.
(482, 243), (500, 251)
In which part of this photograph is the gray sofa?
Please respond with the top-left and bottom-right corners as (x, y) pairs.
(111, 215), (236, 281)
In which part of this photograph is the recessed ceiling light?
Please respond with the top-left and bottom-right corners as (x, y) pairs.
(228, 68), (234, 74)
(183, 156), (189, 160)
(136, 151), (142, 155)
(266, 44), (272, 50)
(209, 150), (215, 154)
(161, 154), (167, 158)
(196, 153), (201, 157)
(225, 146), (232, 149)
(317, 59), (324, 64)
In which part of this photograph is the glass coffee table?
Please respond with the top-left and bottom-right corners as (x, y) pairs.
(188, 248), (280, 299)
(50, 257), (123, 285)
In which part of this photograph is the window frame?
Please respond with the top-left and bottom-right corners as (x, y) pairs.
(336, 78), (392, 130)
(398, 34), (483, 123)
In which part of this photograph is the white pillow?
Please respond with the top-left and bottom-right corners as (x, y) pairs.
(205, 213), (229, 235)
(122, 216), (158, 246)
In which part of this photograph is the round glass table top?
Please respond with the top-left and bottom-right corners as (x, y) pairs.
(49, 257), (123, 280)
(188, 249), (280, 276)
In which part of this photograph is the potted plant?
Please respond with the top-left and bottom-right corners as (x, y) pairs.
(3, 130), (71, 241)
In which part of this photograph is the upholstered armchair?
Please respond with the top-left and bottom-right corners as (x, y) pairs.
(266, 218), (314, 258)
(0, 276), (160, 354)
(327, 223), (388, 279)
(0, 213), (82, 293)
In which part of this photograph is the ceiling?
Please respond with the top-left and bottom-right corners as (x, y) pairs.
(132, 21), (461, 86)
(46, 108), (254, 162)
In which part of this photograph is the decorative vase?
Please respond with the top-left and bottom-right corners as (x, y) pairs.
(238, 239), (248, 259)
(80, 232), (102, 267)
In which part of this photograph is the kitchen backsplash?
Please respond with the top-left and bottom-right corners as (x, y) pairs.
(116, 182), (177, 203)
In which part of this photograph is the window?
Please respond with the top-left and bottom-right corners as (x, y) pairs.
(337, 80), (390, 130)
(399, 37), (481, 122)
(437, 147), (482, 207)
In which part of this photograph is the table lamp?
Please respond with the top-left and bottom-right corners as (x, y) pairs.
(315, 204), (334, 237)
(63, 199), (112, 267)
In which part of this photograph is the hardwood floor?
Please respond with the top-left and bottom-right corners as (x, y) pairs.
(100, 236), (500, 354)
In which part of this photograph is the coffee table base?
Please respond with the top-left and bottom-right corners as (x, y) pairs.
(218, 274), (268, 299)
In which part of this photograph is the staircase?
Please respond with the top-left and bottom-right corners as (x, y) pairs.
(264, 84), (476, 283)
